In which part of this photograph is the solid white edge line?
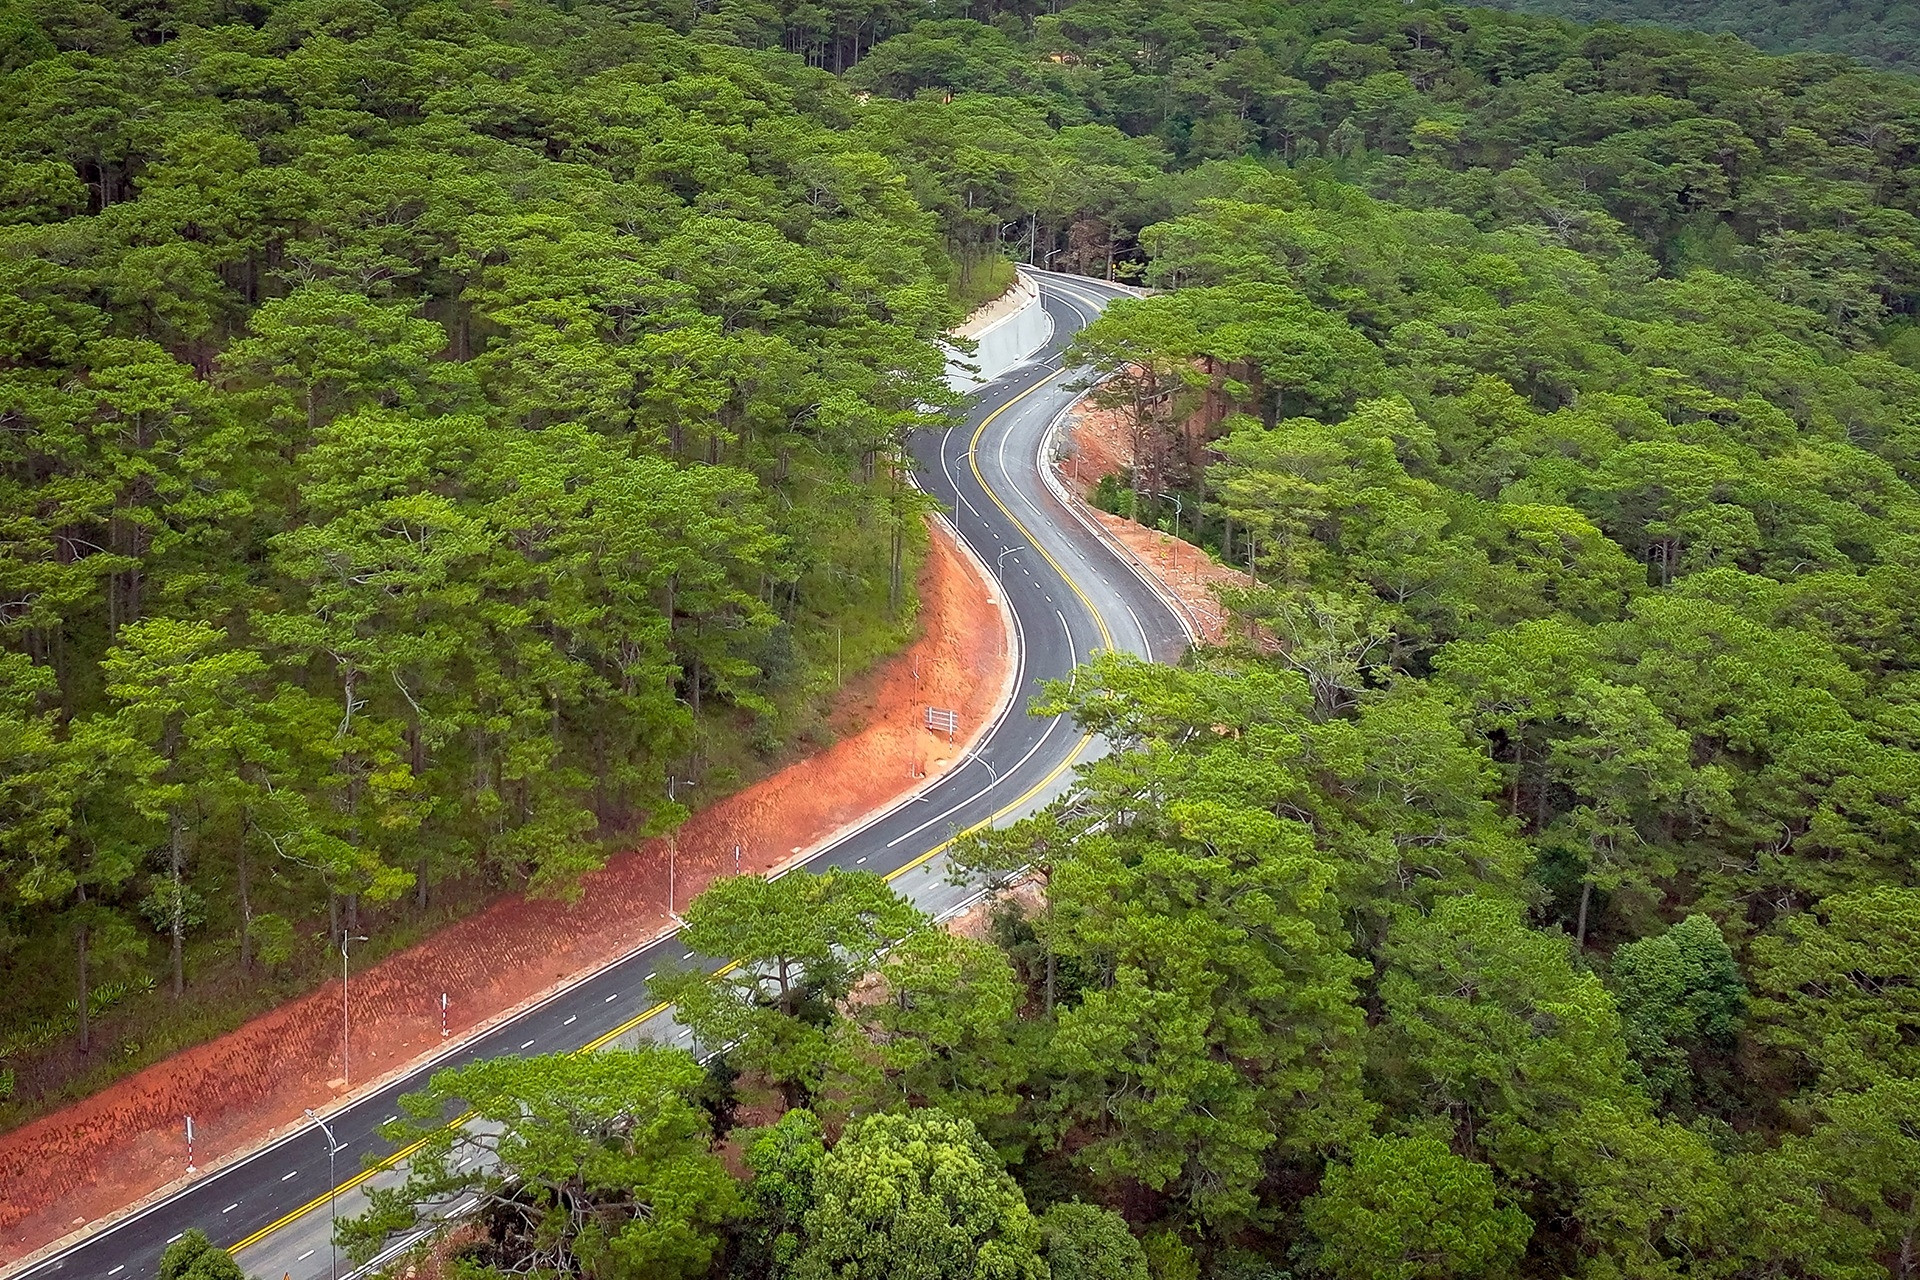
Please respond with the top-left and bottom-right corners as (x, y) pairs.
(883, 713), (1064, 850)
(1025, 309), (1201, 652)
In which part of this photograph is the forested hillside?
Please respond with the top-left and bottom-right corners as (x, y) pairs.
(0, 0), (991, 1116)
(1481, 0), (1920, 76)
(8, 0), (1920, 1274)
(339, 2), (1919, 1278)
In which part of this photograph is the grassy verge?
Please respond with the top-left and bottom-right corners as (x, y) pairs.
(952, 255), (1018, 316)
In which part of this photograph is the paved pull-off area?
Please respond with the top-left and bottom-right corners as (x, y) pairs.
(2, 271), (1188, 1280)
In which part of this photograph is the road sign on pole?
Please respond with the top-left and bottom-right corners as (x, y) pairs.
(925, 706), (958, 742)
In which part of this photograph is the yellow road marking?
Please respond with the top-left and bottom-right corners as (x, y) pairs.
(229, 1129), (442, 1253)
(964, 371), (1117, 653)
(234, 355), (1105, 1262)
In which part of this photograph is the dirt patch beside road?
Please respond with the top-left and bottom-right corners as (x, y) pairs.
(1057, 402), (1252, 647)
(0, 517), (1012, 1270)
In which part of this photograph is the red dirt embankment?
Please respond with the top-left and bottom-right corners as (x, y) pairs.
(1057, 402), (1250, 646)
(0, 518), (1010, 1269)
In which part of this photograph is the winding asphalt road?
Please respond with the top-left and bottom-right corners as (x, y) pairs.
(5, 271), (1187, 1280)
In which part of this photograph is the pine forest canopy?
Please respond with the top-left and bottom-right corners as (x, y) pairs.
(2, 0), (1920, 1276)
(1480, 0), (1920, 76)
(0, 0), (972, 1113)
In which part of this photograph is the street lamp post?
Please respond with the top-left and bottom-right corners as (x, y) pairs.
(341, 933), (368, 1088)
(304, 1109), (343, 1280)
(1155, 492), (1186, 578)
(966, 750), (1000, 785)
(666, 777), (696, 920)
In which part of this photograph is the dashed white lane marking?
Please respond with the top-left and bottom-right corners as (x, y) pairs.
(221, 1203), (238, 1213)
(384, 1115), (397, 1124)
(519, 1039), (535, 1050)
(297, 1250), (316, 1262)
(645, 971), (656, 981)
(883, 713), (1064, 850)
(855, 856), (868, 864)
(563, 1014), (577, 1025)
(604, 993), (619, 1002)
(108, 1265), (125, 1274)
(281, 1170), (298, 1181)
(167, 1234), (184, 1244)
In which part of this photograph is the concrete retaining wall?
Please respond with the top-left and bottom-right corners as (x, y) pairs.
(944, 271), (1051, 393)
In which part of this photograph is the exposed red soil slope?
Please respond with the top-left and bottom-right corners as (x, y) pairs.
(0, 518), (1011, 1269)
(1058, 402), (1252, 646)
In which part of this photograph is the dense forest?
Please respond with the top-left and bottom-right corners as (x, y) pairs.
(0, 0), (994, 1117)
(1482, 0), (1920, 76)
(4, 0), (1920, 1273)
(345, 1), (1915, 1278)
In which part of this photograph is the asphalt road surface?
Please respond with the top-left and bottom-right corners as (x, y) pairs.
(6, 270), (1186, 1280)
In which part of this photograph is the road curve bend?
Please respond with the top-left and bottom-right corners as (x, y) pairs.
(5, 271), (1185, 1280)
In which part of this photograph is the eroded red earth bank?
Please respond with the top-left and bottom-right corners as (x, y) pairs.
(0, 520), (1010, 1268)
